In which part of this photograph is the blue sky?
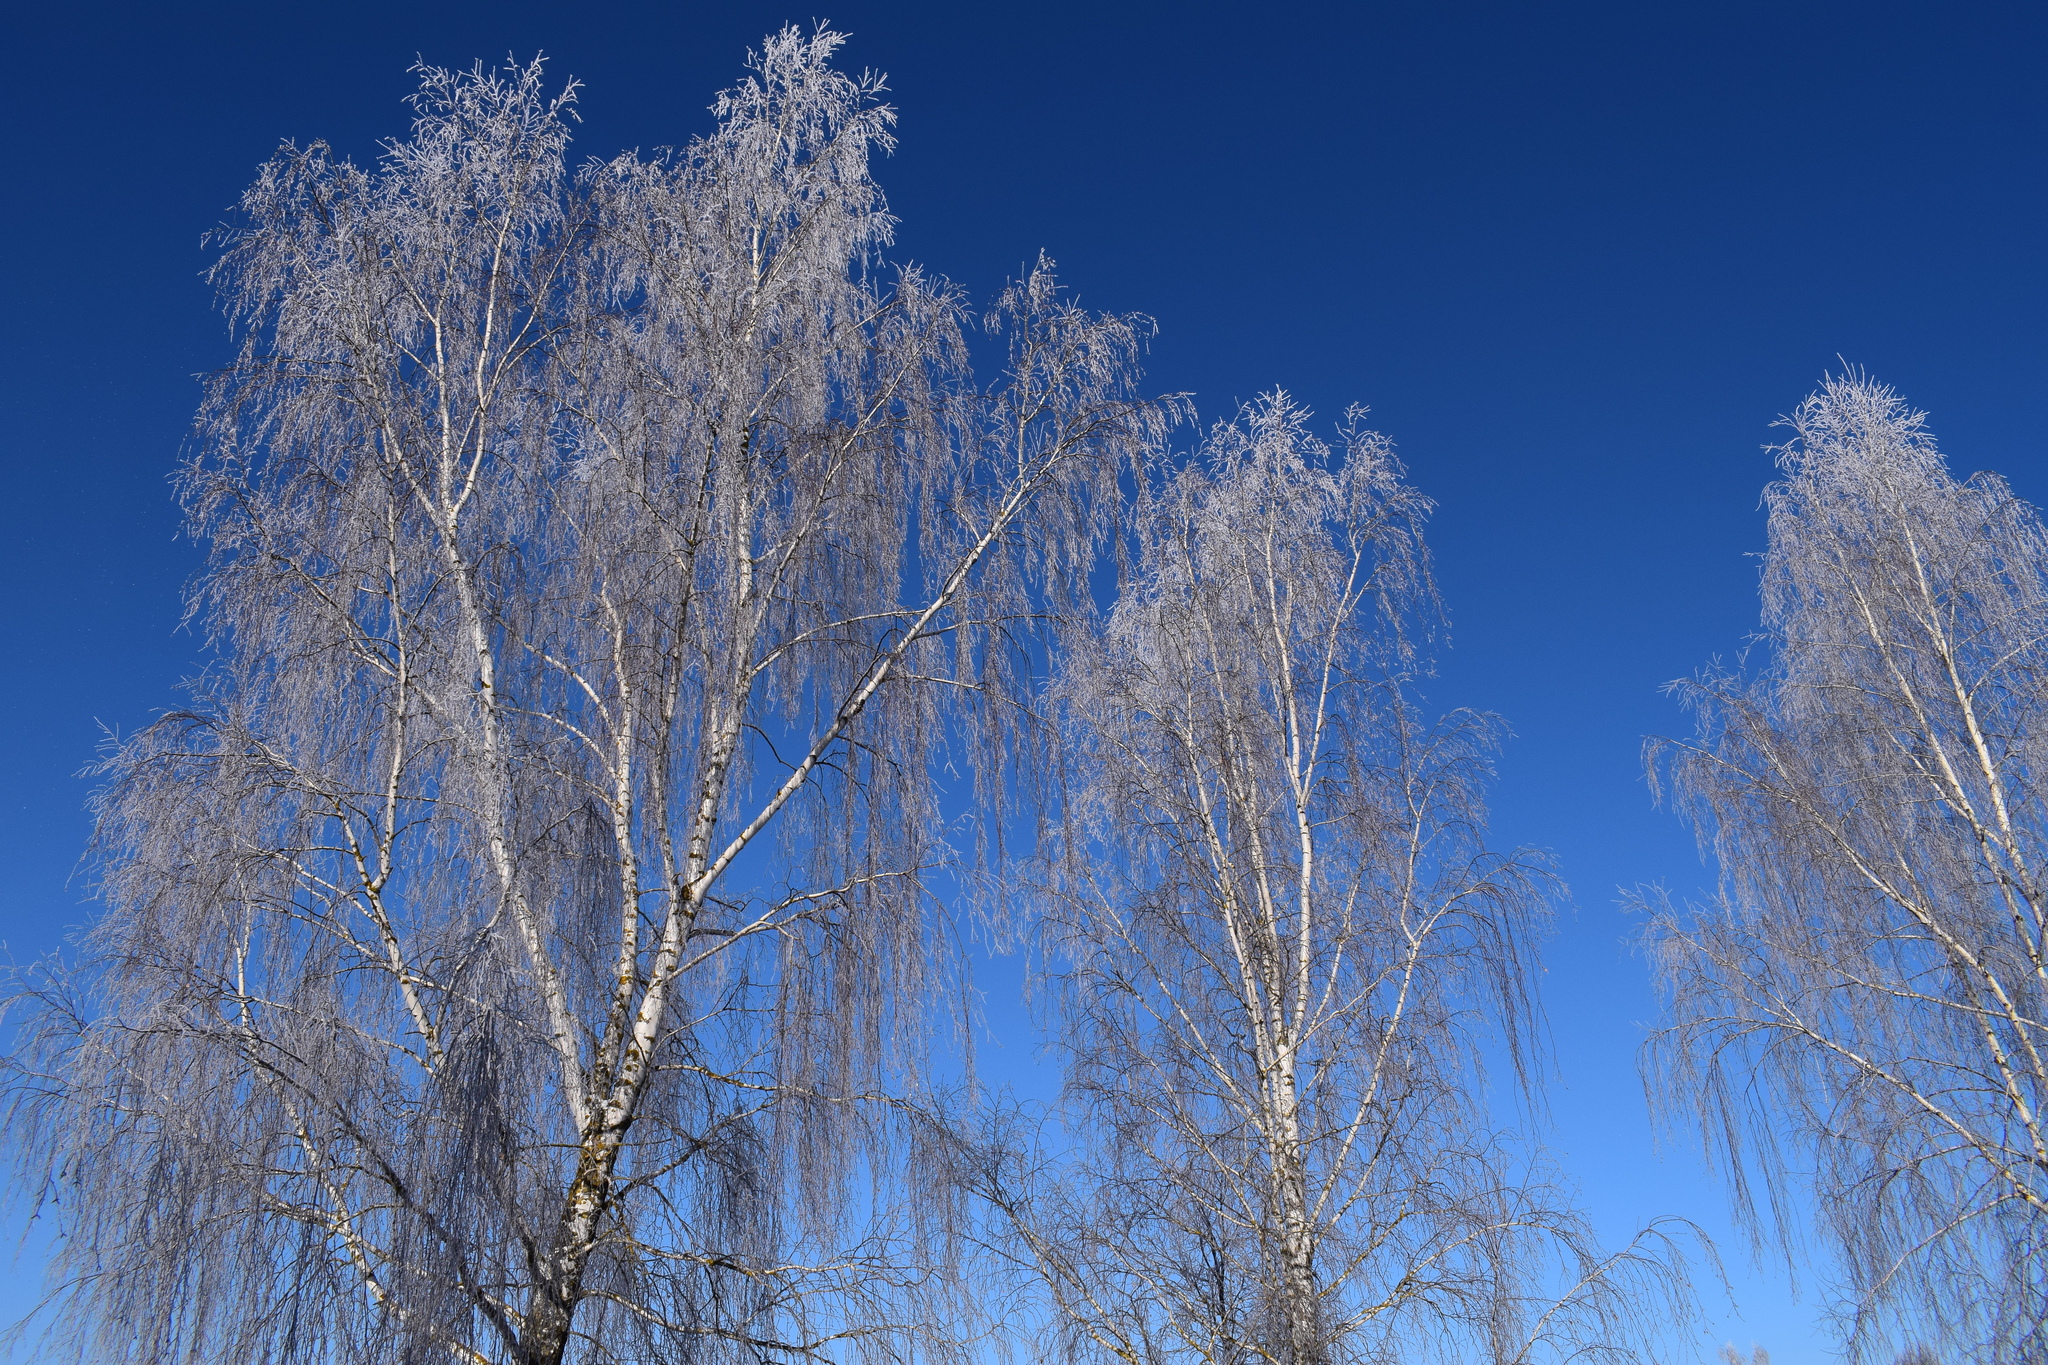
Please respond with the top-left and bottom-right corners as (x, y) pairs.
(2, 2), (2042, 1359)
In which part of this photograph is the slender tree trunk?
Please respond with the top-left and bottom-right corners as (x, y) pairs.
(1270, 1040), (1320, 1365)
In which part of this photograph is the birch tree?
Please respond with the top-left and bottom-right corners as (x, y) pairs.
(970, 396), (1688, 1365)
(1645, 373), (2048, 1363)
(2, 30), (1163, 1365)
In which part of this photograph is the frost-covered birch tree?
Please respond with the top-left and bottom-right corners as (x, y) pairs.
(2, 30), (1162, 1365)
(967, 396), (1688, 1365)
(1646, 374), (2048, 1363)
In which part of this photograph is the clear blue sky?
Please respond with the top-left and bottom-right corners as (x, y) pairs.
(3, 2), (2042, 1359)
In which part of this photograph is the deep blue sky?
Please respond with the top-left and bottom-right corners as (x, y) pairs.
(3, 2), (2042, 1359)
